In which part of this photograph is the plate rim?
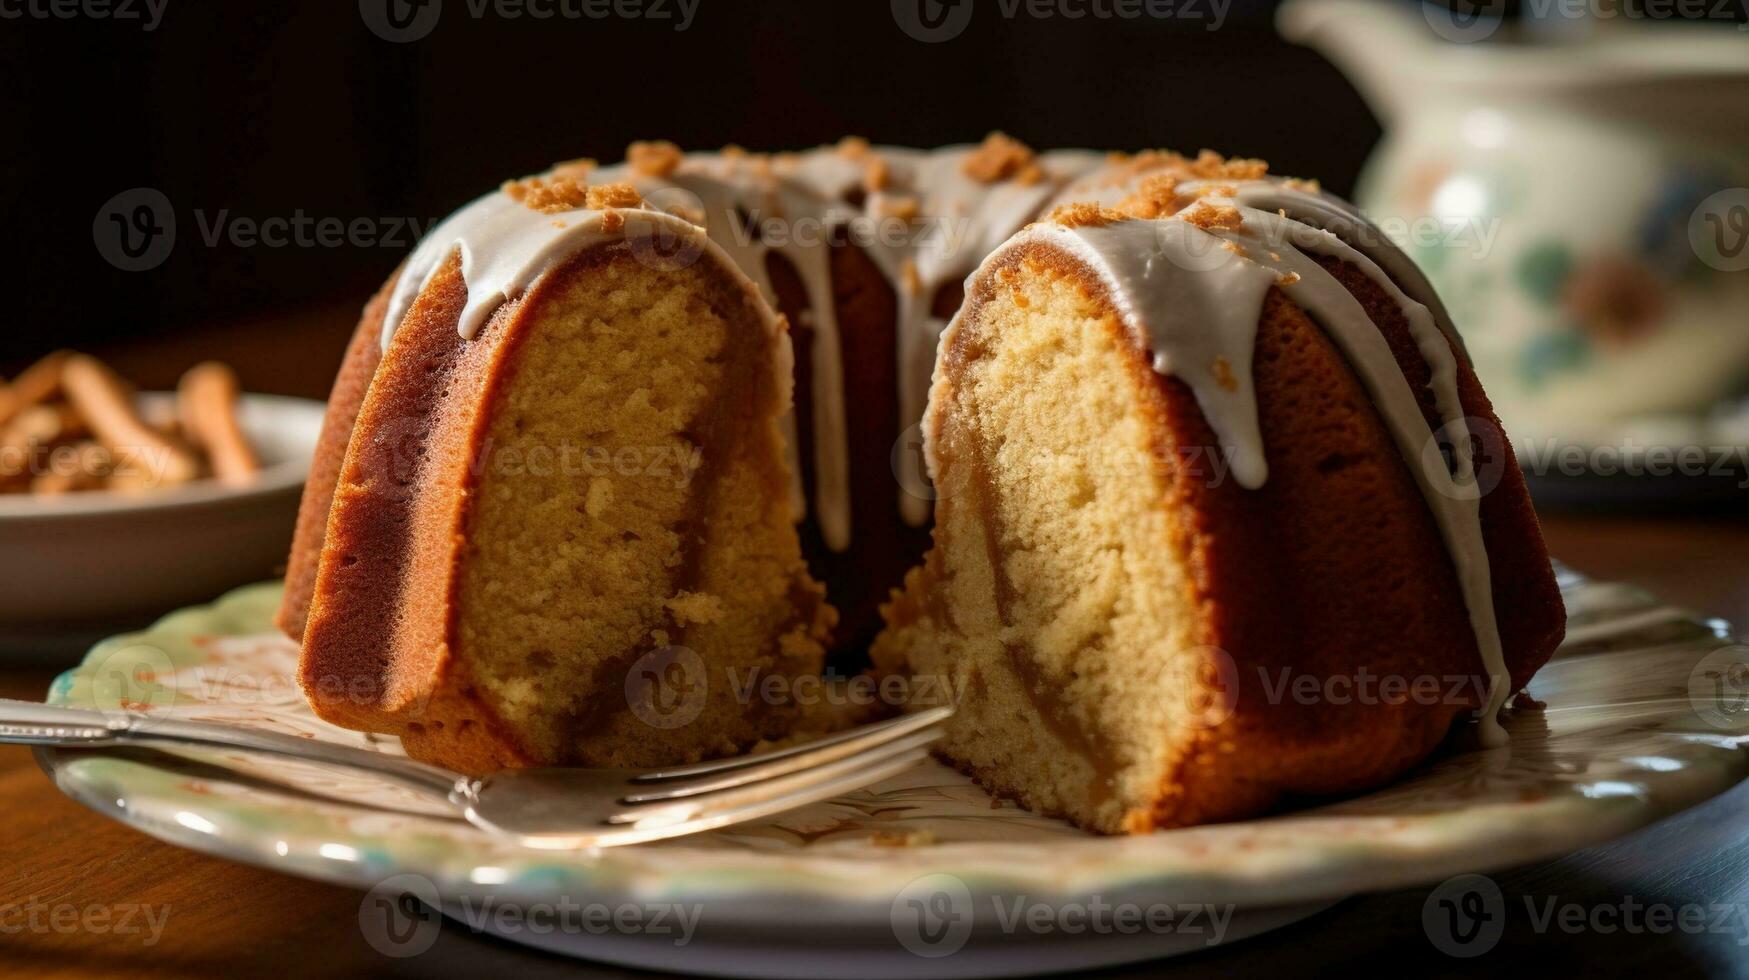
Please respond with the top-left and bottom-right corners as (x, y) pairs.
(36, 576), (1749, 918)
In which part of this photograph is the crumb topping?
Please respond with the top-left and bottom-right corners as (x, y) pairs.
(627, 139), (682, 177)
(503, 175), (589, 214)
(864, 155), (891, 193)
(962, 132), (1037, 184)
(1047, 202), (1127, 229)
(1100, 149), (1270, 189)
(586, 182), (642, 209)
(1212, 357), (1238, 392)
(1181, 201), (1244, 231)
(1115, 173), (1181, 219)
(507, 174), (643, 216)
(1184, 149), (1268, 181)
(836, 135), (871, 159)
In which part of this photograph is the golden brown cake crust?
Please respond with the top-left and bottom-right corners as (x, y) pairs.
(276, 275), (390, 642)
(297, 251), (534, 772)
(935, 241), (1565, 832)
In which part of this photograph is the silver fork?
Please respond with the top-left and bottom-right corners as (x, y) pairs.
(0, 699), (950, 848)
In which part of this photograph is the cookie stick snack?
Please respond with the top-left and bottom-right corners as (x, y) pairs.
(62, 354), (201, 489)
(178, 362), (260, 486)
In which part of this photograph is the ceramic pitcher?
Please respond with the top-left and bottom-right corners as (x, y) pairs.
(1281, 0), (1749, 451)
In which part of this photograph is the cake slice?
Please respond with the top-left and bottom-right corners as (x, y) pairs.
(294, 175), (831, 773)
(874, 155), (1566, 834)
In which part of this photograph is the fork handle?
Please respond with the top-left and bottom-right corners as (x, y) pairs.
(0, 698), (467, 806)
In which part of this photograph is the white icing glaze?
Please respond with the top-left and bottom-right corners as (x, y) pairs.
(383, 144), (1099, 552)
(382, 196), (760, 349)
(937, 183), (1510, 744)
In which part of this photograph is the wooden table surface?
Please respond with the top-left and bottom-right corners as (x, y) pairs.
(3, 311), (1748, 978)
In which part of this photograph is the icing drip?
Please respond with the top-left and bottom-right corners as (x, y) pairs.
(814, 148), (1102, 528)
(609, 154), (852, 545)
(943, 183), (1510, 744)
(611, 145), (1098, 546)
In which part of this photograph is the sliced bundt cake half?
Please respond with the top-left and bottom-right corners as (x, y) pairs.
(288, 173), (832, 773)
(874, 153), (1566, 834)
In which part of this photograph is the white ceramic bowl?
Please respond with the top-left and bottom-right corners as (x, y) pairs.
(0, 392), (323, 627)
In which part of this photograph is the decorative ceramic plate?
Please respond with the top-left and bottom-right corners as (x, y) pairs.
(36, 569), (1749, 978)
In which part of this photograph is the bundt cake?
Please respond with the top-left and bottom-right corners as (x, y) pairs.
(873, 152), (1566, 832)
(281, 137), (1565, 831)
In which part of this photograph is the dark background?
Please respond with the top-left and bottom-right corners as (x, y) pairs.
(0, 0), (1376, 386)
(0, 0), (1739, 389)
